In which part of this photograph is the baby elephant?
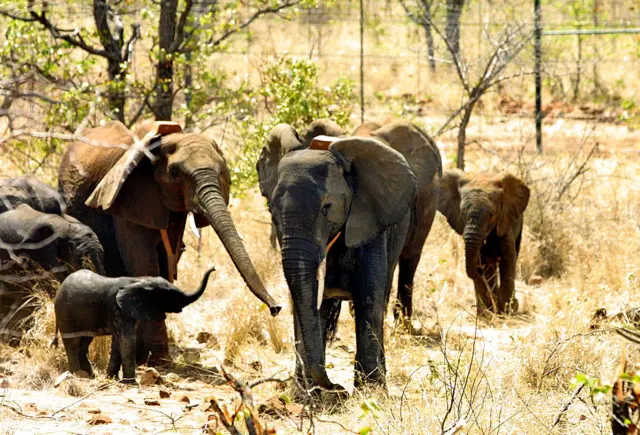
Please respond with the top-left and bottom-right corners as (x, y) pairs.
(53, 267), (215, 383)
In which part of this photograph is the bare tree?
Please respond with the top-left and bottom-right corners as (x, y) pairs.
(445, 0), (465, 61)
(429, 19), (532, 169)
(398, 0), (438, 72)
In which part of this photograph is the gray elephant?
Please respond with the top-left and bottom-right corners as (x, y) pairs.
(294, 118), (443, 328)
(437, 169), (530, 315)
(53, 267), (214, 383)
(58, 120), (280, 365)
(350, 120), (442, 328)
(0, 204), (105, 342)
(258, 127), (423, 393)
(0, 175), (66, 215)
(300, 119), (346, 147)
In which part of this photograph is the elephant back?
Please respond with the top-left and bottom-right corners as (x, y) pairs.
(58, 121), (134, 211)
(371, 121), (442, 193)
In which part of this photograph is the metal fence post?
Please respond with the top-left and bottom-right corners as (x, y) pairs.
(360, 0), (365, 124)
(534, 0), (542, 154)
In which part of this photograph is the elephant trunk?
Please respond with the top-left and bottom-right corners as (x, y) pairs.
(463, 218), (485, 279)
(281, 236), (334, 390)
(184, 267), (215, 305)
(192, 170), (281, 316)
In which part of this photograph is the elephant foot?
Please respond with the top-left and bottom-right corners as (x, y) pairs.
(119, 377), (138, 385)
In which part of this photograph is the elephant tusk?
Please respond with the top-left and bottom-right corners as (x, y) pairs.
(317, 232), (341, 309)
(317, 257), (326, 310)
(327, 232), (341, 254)
(187, 213), (201, 240)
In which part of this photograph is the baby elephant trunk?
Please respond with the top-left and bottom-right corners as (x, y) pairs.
(184, 267), (216, 305)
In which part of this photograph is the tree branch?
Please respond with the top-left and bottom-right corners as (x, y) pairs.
(28, 10), (114, 60)
(169, 0), (194, 53)
(200, 1), (301, 51)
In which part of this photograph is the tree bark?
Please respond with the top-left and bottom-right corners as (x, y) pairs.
(456, 97), (476, 170)
(151, 0), (179, 121)
(445, 0), (465, 61)
(424, 13), (436, 72)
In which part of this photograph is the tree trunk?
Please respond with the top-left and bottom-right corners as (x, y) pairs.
(424, 21), (436, 72)
(93, 0), (126, 122)
(106, 60), (127, 123)
(184, 51), (194, 131)
(446, 0), (465, 61)
(456, 97), (477, 170)
(151, 0), (179, 121)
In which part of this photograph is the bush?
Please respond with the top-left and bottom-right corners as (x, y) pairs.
(230, 57), (355, 193)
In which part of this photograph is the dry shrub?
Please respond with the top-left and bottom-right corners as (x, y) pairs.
(224, 298), (282, 365)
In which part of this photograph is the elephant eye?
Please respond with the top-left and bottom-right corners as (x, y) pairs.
(321, 203), (331, 216)
(168, 166), (180, 179)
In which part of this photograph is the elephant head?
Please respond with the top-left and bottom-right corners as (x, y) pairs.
(300, 119), (346, 147)
(438, 170), (530, 278)
(0, 175), (66, 215)
(59, 214), (106, 276)
(116, 267), (215, 321)
(82, 121), (280, 316)
(265, 127), (417, 389)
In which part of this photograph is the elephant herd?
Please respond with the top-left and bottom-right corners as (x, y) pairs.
(0, 117), (530, 394)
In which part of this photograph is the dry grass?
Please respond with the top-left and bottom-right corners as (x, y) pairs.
(1, 117), (639, 434)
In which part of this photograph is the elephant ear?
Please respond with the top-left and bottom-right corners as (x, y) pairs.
(373, 121), (443, 191)
(85, 122), (182, 229)
(256, 124), (305, 201)
(437, 169), (466, 235)
(301, 119), (345, 147)
(330, 137), (417, 248)
(116, 280), (167, 321)
(497, 173), (530, 237)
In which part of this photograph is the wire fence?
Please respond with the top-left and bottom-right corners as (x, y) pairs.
(201, 0), (639, 147)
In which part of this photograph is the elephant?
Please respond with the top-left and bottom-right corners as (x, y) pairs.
(0, 204), (105, 343)
(437, 169), (530, 315)
(349, 120), (442, 329)
(0, 175), (66, 215)
(58, 120), (280, 365)
(300, 119), (346, 147)
(52, 267), (214, 383)
(258, 126), (425, 393)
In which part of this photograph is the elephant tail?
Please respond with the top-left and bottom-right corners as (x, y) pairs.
(50, 324), (59, 347)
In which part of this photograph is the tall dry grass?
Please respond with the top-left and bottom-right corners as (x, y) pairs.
(1, 116), (639, 433)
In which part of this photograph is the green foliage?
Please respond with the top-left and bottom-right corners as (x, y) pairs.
(570, 372), (612, 397)
(230, 57), (355, 194)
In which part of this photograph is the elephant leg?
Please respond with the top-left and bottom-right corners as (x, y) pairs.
(352, 237), (388, 389)
(107, 336), (122, 379)
(61, 338), (82, 374)
(119, 321), (138, 384)
(498, 236), (518, 314)
(78, 337), (94, 377)
(320, 298), (342, 344)
(395, 255), (421, 326)
(114, 219), (169, 364)
(136, 320), (170, 367)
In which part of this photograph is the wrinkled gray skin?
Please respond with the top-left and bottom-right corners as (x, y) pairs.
(291, 119), (443, 329)
(53, 267), (214, 383)
(0, 175), (66, 215)
(350, 120), (442, 328)
(258, 129), (418, 393)
(59, 121), (280, 366)
(0, 204), (105, 343)
(438, 169), (530, 315)
(265, 119), (346, 249)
